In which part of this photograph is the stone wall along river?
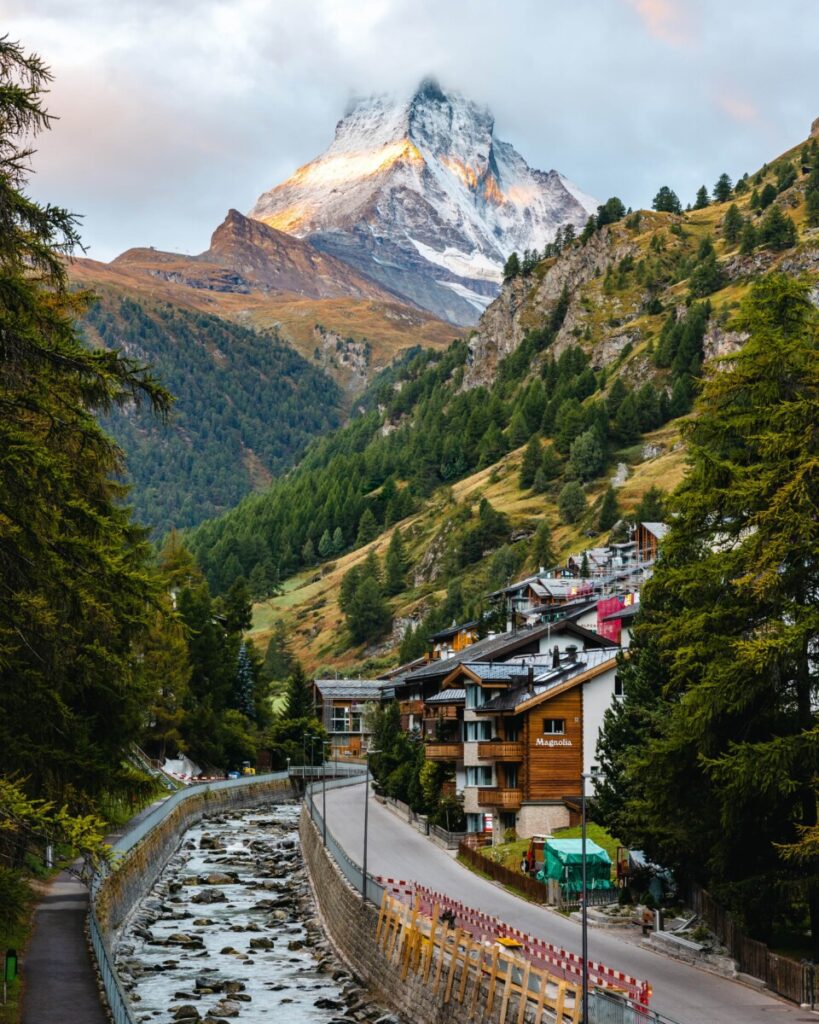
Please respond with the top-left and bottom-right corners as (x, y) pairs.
(116, 803), (402, 1024)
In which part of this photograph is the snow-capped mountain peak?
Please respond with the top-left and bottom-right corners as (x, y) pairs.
(250, 79), (596, 325)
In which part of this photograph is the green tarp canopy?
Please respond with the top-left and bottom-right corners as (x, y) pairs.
(536, 838), (613, 893)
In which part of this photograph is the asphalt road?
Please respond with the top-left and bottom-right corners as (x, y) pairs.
(322, 782), (815, 1024)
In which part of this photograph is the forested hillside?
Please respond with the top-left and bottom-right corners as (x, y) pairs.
(190, 128), (819, 672)
(85, 295), (343, 531)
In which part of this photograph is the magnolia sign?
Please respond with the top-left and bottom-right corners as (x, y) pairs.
(535, 737), (573, 748)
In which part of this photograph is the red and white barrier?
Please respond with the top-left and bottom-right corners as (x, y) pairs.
(375, 878), (652, 1006)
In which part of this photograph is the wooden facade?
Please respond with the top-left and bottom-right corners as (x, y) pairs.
(522, 688), (583, 801)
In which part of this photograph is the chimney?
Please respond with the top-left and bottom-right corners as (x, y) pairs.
(566, 644), (578, 663)
(551, 645), (560, 669)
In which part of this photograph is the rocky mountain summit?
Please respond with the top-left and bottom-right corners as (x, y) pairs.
(250, 78), (596, 325)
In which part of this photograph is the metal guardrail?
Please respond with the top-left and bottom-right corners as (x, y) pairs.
(90, 770), (292, 1024)
(589, 990), (682, 1024)
(305, 773), (384, 905)
(289, 763), (367, 778)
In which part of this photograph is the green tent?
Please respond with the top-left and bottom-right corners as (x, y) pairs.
(536, 838), (613, 894)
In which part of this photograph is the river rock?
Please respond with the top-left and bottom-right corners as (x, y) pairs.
(173, 1005), (201, 1020)
(192, 889), (227, 904)
(249, 937), (274, 949)
(211, 1000), (241, 1018)
(202, 873), (238, 886)
(315, 997), (345, 1010)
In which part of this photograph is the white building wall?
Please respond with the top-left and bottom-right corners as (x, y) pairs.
(582, 666), (619, 776)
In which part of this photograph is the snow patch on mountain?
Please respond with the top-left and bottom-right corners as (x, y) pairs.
(250, 78), (597, 325)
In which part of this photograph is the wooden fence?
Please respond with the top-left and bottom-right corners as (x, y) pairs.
(459, 840), (550, 902)
(690, 882), (814, 1005)
(376, 891), (581, 1024)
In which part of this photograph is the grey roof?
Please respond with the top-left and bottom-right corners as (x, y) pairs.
(640, 522), (669, 539)
(428, 620), (478, 642)
(601, 603), (641, 622)
(475, 648), (621, 714)
(313, 678), (388, 700)
(425, 688), (465, 705)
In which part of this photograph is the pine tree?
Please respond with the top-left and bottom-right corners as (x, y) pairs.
(519, 436), (542, 489)
(739, 219), (758, 255)
(757, 206), (798, 251)
(806, 166), (819, 228)
(356, 507), (378, 546)
(0, 39), (172, 805)
(597, 486), (619, 532)
(235, 642), (256, 719)
(531, 518), (555, 570)
(652, 186), (682, 214)
(712, 172), (733, 203)
(347, 576), (391, 644)
(318, 528), (333, 559)
(262, 620), (295, 682)
(508, 408), (529, 446)
(558, 481), (587, 524)
(759, 182), (777, 208)
(722, 204), (743, 245)
(302, 537), (316, 564)
(283, 662), (314, 720)
(332, 526), (345, 554)
(596, 275), (819, 950)
(569, 428), (606, 481)
(580, 552), (590, 577)
(503, 251), (520, 279)
(385, 527), (408, 596)
(634, 486), (666, 522)
(693, 185), (710, 209)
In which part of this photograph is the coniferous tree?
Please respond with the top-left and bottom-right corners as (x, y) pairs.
(598, 486), (620, 532)
(739, 219), (758, 255)
(385, 527), (408, 596)
(634, 486), (666, 522)
(503, 251), (520, 279)
(0, 38), (172, 806)
(569, 428), (606, 481)
(356, 507), (378, 546)
(519, 436), (542, 489)
(595, 275), (819, 949)
(652, 186), (682, 214)
(757, 206), (798, 251)
(235, 642), (256, 719)
(318, 528), (333, 559)
(806, 166), (819, 228)
(558, 481), (587, 524)
(262, 620), (295, 682)
(759, 182), (777, 208)
(332, 526), (345, 554)
(283, 663), (314, 721)
(722, 203), (743, 245)
(712, 173), (733, 203)
(531, 518), (555, 570)
(694, 185), (710, 209)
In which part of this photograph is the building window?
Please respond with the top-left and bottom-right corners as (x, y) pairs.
(465, 721), (492, 741)
(614, 674), (624, 697)
(466, 766), (493, 787)
(542, 718), (565, 735)
(466, 813), (483, 834)
(465, 684), (480, 709)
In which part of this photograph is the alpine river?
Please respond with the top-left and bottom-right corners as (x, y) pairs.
(115, 803), (400, 1024)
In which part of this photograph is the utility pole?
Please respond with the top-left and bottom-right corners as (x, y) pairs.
(581, 772), (590, 1024)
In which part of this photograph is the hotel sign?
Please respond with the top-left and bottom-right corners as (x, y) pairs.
(535, 738), (573, 748)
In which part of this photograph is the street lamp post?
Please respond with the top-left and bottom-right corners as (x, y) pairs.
(322, 741), (329, 846)
(361, 748), (380, 900)
(581, 771), (592, 1024)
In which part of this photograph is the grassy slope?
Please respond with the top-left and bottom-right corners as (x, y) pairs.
(246, 136), (819, 673)
(69, 258), (457, 394)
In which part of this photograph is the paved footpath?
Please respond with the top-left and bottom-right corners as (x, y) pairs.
(323, 781), (817, 1024)
(21, 796), (170, 1024)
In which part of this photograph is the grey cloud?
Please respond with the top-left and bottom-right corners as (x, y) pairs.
(12, 0), (819, 260)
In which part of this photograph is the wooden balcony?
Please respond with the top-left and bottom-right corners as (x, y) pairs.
(399, 700), (424, 717)
(477, 741), (524, 761)
(477, 787), (523, 810)
(424, 742), (464, 762)
(424, 705), (460, 721)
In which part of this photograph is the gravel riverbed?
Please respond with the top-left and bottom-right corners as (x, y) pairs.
(115, 803), (403, 1024)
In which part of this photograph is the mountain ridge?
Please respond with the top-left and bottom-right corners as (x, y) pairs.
(250, 78), (596, 324)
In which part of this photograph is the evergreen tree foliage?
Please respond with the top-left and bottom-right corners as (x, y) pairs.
(262, 620), (295, 682)
(558, 481), (587, 524)
(693, 185), (710, 209)
(652, 186), (682, 214)
(385, 527), (408, 596)
(739, 218), (758, 255)
(283, 662), (314, 721)
(569, 428), (606, 481)
(332, 526), (345, 554)
(235, 642), (256, 719)
(318, 528), (333, 559)
(759, 182), (777, 209)
(595, 274), (819, 948)
(356, 507), (378, 546)
(634, 486), (666, 522)
(712, 173), (733, 203)
(757, 207), (798, 251)
(595, 197), (626, 227)
(503, 251), (520, 279)
(722, 204), (743, 245)
(519, 435), (542, 489)
(0, 39), (174, 807)
(531, 518), (556, 569)
(347, 575), (392, 644)
(597, 487), (620, 532)
(806, 166), (819, 228)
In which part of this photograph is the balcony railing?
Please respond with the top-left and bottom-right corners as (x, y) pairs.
(423, 705), (460, 721)
(424, 742), (464, 762)
(399, 700), (424, 717)
(477, 787), (523, 809)
(477, 741), (524, 761)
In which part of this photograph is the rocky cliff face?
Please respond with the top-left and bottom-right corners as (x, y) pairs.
(250, 78), (596, 325)
(113, 209), (400, 302)
(465, 223), (639, 387)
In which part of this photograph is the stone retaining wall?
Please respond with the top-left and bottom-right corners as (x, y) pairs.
(299, 806), (537, 1024)
(96, 778), (295, 937)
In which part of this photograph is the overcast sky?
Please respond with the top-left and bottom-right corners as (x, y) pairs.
(9, 0), (819, 261)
